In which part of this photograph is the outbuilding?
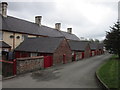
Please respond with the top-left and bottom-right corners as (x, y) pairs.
(98, 43), (104, 55)
(14, 37), (72, 68)
(68, 41), (91, 61)
(90, 42), (102, 56)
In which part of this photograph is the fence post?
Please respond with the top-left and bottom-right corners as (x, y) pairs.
(63, 54), (66, 64)
(74, 53), (76, 61)
(13, 59), (16, 75)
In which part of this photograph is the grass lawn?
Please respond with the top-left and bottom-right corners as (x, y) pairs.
(97, 55), (120, 89)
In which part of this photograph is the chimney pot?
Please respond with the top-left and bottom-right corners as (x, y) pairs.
(1, 2), (8, 17)
(55, 23), (61, 30)
(35, 16), (42, 26)
(67, 28), (72, 34)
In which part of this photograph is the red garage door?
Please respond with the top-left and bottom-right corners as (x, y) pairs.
(44, 56), (53, 68)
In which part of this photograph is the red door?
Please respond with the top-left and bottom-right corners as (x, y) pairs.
(44, 56), (53, 68)
(15, 52), (21, 58)
(82, 52), (84, 59)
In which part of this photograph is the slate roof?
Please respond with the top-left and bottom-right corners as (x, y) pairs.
(0, 41), (11, 48)
(14, 37), (64, 53)
(98, 43), (104, 49)
(1, 14), (80, 41)
(60, 31), (80, 41)
(89, 43), (98, 50)
(68, 41), (89, 51)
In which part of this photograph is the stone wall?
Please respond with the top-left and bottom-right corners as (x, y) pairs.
(53, 39), (72, 65)
(16, 56), (44, 74)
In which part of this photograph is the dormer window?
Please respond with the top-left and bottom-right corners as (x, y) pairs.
(16, 36), (20, 39)
(10, 35), (14, 38)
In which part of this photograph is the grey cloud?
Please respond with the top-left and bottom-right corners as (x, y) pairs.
(8, 2), (56, 15)
(5, 1), (118, 40)
(92, 1), (118, 11)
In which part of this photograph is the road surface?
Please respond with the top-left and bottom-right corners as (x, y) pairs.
(2, 54), (111, 88)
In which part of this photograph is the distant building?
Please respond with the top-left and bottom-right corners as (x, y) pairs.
(90, 42), (104, 56)
(68, 41), (91, 61)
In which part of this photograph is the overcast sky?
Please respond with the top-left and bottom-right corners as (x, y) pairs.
(1, 0), (119, 40)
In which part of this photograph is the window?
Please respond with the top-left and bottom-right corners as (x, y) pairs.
(22, 34), (28, 40)
(10, 35), (14, 38)
(30, 53), (37, 57)
(16, 36), (20, 39)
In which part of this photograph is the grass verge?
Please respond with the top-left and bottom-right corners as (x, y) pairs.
(97, 55), (120, 89)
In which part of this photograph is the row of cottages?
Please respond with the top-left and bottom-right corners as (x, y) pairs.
(68, 41), (104, 61)
(14, 37), (104, 64)
(90, 42), (104, 56)
(0, 2), (104, 69)
(0, 2), (80, 50)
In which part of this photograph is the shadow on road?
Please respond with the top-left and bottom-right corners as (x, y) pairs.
(31, 68), (61, 82)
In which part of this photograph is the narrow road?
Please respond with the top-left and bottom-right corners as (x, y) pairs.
(3, 54), (111, 88)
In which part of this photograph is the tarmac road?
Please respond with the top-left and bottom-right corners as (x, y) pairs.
(2, 53), (111, 88)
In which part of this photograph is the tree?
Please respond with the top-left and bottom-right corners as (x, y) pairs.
(89, 38), (94, 42)
(94, 39), (99, 43)
(104, 20), (120, 58)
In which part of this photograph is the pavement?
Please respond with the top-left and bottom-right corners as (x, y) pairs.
(2, 53), (111, 88)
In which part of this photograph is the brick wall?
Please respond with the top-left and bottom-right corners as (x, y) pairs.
(16, 56), (44, 74)
(53, 39), (72, 65)
(84, 44), (91, 58)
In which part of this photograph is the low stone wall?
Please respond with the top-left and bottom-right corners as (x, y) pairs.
(16, 56), (44, 74)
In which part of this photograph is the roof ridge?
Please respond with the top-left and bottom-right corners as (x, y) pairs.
(7, 15), (60, 31)
(60, 30), (74, 35)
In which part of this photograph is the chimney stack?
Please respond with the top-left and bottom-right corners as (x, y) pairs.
(35, 16), (42, 26)
(0, 2), (8, 17)
(67, 28), (72, 34)
(55, 23), (61, 30)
